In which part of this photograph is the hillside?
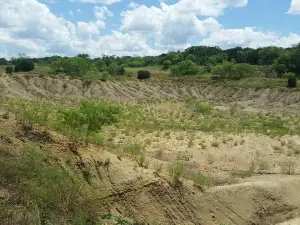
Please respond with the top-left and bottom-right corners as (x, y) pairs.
(1, 73), (300, 225)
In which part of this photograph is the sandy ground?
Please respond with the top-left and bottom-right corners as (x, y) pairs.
(2, 74), (300, 224)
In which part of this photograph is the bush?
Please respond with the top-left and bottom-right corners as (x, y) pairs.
(192, 172), (212, 190)
(283, 72), (296, 78)
(171, 60), (199, 76)
(60, 100), (120, 139)
(168, 161), (185, 184)
(162, 60), (172, 70)
(5, 66), (13, 74)
(195, 102), (213, 114)
(212, 62), (257, 80)
(100, 71), (109, 81)
(287, 77), (297, 88)
(14, 59), (35, 72)
(137, 70), (151, 80)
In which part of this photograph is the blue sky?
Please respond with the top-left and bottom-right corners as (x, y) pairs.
(0, 0), (300, 58)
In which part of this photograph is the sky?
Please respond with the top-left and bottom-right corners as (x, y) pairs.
(0, 0), (300, 58)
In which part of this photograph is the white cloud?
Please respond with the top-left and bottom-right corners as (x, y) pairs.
(0, 0), (299, 59)
(200, 28), (300, 49)
(94, 6), (113, 20)
(288, 0), (300, 14)
(77, 20), (105, 38)
(128, 2), (139, 9)
(274, 33), (300, 47)
(121, 3), (222, 49)
(174, 0), (248, 17)
(69, 10), (74, 16)
(69, 0), (120, 4)
(0, 0), (156, 58)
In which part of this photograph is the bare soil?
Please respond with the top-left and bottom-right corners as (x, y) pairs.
(2, 74), (300, 224)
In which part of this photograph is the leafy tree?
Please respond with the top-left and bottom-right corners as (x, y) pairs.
(163, 60), (172, 70)
(171, 60), (200, 76)
(212, 61), (235, 79)
(108, 63), (125, 75)
(186, 54), (196, 62)
(208, 53), (228, 66)
(0, 58), (7, 65)
(14, 58), (35, 72)
(95, 60), (108, 72)
(290, 43), (300, 75)
(5, 66), (13, 74)
(212, 62), (256, 79)
(258, 47), (282, 65)
(233, 63), (257, 79)
(77, 53), (90, 59)
(51, 58), (64, 74)
(272, 61), (287, 78)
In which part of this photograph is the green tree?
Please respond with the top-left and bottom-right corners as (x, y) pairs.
(61, 100), (120, 139)
(212, 62), (256, 79)
(186, 54), (196, 62)
(14, 58), (35, 72)
(95, 60), (108, 72)
(171, 60), (200, 76)
(163, 60), (172, 70)
(212, 61), (235, 79)
(272, 61), (287, 78)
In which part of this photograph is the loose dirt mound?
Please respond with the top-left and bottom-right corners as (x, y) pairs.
(2, 74), (300, 111)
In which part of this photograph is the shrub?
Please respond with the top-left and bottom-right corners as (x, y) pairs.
(168, 161), (185, 184)
(212, 62), (256, 80)
(137, 70), (151, 80)
(171, 60), (199, 76)
(192, 172), (212, 190)
(195, 102), (213, 114)
(14, 58), (35, 72)
(162, 60), (172, 70)
(287, 77), (297, 88)
(5, 66), (13, 74)
(118, 66), (125, 75)
(108, 63), (125, 76)
(60, 100), (120, 139)
(100, 71), (109, 81)
(283, 72), (296, 78)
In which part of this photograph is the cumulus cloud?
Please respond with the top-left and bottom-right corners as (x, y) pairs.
(200, 28), (300, 49)
(128, 2), (139, 9)
(0, 0), (299, 58)
(69, 0), (120, 4)
(94, 6), (113, 19)
(120, 0), (247, 49)
(288, 0), (300, 14)
(174, 0), (248, 17)
(0, 0), (155, 58)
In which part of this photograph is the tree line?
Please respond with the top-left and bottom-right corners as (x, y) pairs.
(2, 44), (300, 83)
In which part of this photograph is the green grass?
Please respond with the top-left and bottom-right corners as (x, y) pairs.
(0, 143), (102, 225)
(119, 99), (300, 137)
(1, 98), (121, 144)
(192, 172), (212, 191)
(122, 143), (144, 157)
(195, 102), (213, 114)
(168, 161), (185, 184)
